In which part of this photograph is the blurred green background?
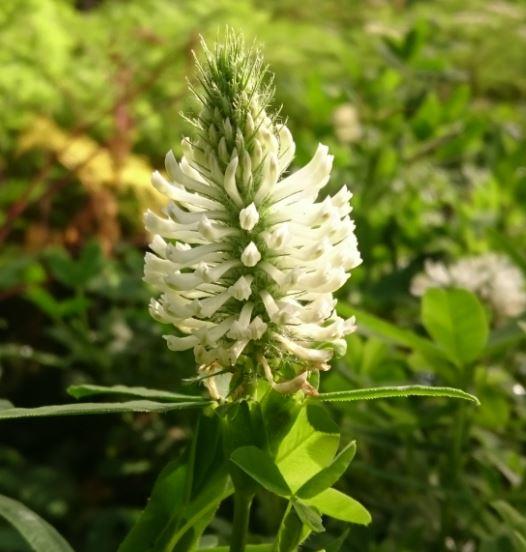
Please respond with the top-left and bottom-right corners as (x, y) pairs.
(1, 0), (526, 550)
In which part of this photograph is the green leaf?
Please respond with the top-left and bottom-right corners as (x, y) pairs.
(412, 91), (441, 139)
(198, 547), (272, 552)
(513, 532), (526, 549)
(315, 385), (479, 405)
(292, 500), (324, 533)
(421, 288), (489, 366)
(276, 403), (340, 493)
(304, 488), (371, 525)
(261, 390), (302, 456)
(445, 84), (470, 119)
(153, 466), (232, 551)
(67, 384), (204, 403)
(46, 242), (102, 288)
(24, 287), (58, 317)
(401, 22), (428, 60)
(337, 304), (444, 361)
(474, 387), (509, 429)
(275, 503), (310, 552)
(222, 401), (268, 453)
(0, 400), (209, 421)
(491, 501), (526, 535)
(160, 504), (216, 552)
(119, 414), (227, 552)
(487, 229), (526, 275)
(485, 321), (526, 357)
(118, 461), (188, 552)
(296, 441), (356, 499)
(324, 529), (350, 552)
(191, 413), (225, 499)
(222, 401), (269, 493)
(0, 494), (75, 552)
(230, 446), (291, 497)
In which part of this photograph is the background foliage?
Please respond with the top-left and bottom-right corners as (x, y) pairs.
(1, 0), (525, 550)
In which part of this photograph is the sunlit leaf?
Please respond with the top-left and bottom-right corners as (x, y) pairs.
(276, 403), (340, 493)
(422, 288), (489, 366)
(296, 441), (356, 499)
(304, 488), (371, 525)
(18, 117), (163, 213)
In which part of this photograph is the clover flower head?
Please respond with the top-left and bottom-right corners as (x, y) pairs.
(144, 32), (361, 398)
(411, 253), (526, 322)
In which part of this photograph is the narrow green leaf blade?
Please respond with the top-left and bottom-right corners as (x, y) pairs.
(485, 322), (526, 357)
(315, 385), (479, 405)
(491, 501), (526, 534)
(198, 545), (273, 551)
(67, 383), (204, 403)
(118, 461), (187, 552)
(337, 304), (443, 359)
(324, 529), (350, 552)
(513, 532), (526, 549)
(304, 488), (371, 525)
(153, 466), (232, 550)
(292, 500), (324, 533)
(121, 415), (226, 551)
(0, 400), (209, 421)
(159, 414), (226, 551)
(296, 441), (356, 499)
(0, 494), (75, 552)
(230, 446), (291, 497)
(421, 288), (489, 366)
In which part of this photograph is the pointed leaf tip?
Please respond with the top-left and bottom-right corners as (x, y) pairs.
(304, 488), (371, 526)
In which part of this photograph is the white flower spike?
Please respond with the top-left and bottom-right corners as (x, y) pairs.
(144, 32), (361, 399)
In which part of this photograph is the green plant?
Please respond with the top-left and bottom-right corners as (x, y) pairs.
(0, 32), (479, 551)
(4, 1), (526, 549)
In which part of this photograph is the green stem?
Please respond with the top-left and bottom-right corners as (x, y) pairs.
(229, 490), (253, 552)
(441, 368), (472, 541)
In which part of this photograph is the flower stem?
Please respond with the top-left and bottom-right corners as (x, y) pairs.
(229, 490), (253, 552)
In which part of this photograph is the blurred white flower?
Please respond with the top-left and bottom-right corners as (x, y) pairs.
(332, 103), (362, 144)
(411, 253), (526, 321)
(143, 35), (361, 398)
